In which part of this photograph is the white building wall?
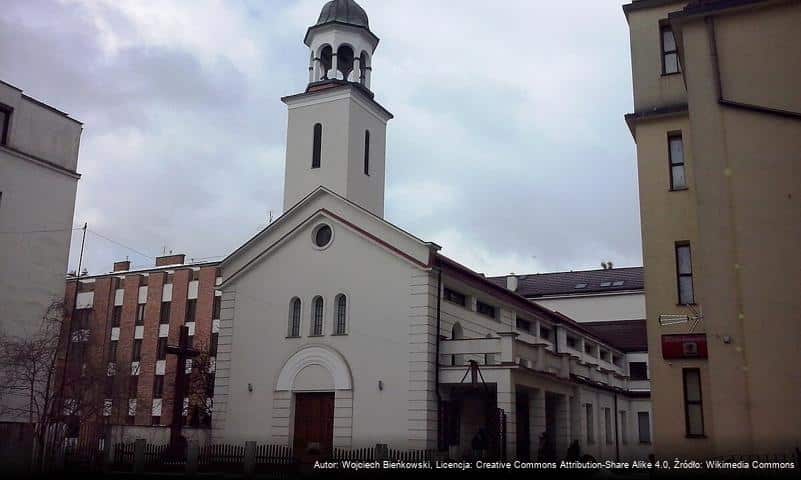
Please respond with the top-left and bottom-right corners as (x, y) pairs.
(533, 292), (646, 323)
(0, 82), (81, 423)
(215, 215), (421, 449)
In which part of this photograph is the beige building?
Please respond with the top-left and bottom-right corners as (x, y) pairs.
(624, 0), (801, 458)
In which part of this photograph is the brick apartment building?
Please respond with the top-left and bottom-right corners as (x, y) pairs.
(60, 254), (221, 444)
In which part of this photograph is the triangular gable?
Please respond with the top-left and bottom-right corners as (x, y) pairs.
(220, 187), (439, 287)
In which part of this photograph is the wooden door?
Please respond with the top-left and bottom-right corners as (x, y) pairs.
(293, 392), (335, 459)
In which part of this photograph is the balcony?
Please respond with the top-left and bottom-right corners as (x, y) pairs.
(439, 332), (635, 391)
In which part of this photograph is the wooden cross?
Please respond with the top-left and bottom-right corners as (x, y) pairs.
(165, 325), (199, 456)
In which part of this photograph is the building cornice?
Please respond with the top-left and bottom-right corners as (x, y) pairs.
(1, 145), (81, 180)
(624, 103), (689, 138)
(282, 82), (393, 122)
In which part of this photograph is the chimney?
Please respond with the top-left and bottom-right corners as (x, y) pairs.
(155, 253), (186, 267)
(113, 260), (131, 272)
(506, 274), (519, 292)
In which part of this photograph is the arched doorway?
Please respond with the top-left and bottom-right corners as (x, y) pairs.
(274, 345), (353, 458)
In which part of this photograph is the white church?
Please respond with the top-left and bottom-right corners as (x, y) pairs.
(211, 0), (651, 461)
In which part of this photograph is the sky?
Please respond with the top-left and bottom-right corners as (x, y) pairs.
(1, 0), (642, 277)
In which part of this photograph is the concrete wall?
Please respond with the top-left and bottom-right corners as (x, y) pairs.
(680, 1), (801, 455)
(283, 87), (390, 217)
(0, 82), (81, 423)
(215, 208), (420, 449)
(533, 292), (645, 323)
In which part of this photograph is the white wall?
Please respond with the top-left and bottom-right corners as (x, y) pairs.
(533, 292), (646, 323)
(0, 83), (81, 423)
(216, 211), (420, 449)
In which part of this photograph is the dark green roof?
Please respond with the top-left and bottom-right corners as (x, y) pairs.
(316, 0), (369, 29)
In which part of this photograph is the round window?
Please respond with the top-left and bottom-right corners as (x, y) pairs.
(313, 224), (333, 248)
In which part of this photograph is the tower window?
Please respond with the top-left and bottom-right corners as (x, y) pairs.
(363, 130), (370, 175)
(0, 104), (11, 146)
(683, 368), (704, 437)
(312, 123), (322, 169)
(661, 24), (680, 75)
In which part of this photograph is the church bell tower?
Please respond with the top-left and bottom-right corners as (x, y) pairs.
(282, 0), (393, 218)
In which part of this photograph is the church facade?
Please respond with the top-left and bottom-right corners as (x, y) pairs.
(212, 0), (651, 461)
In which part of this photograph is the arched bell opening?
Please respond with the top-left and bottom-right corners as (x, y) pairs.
(336, 45), (355, 81)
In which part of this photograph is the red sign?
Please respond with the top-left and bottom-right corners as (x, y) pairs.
(662, 334), (708, 359)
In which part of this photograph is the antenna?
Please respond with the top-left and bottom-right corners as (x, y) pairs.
(658, 304), (704, 331)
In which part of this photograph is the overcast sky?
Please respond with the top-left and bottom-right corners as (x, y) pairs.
(1, 0), (642, 277)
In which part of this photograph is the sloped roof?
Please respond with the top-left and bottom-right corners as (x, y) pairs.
(582, 320), (648, 353)
(487, 267), (644, 297)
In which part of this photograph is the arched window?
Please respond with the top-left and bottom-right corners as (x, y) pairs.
(337, 45), (355, 80)
(363, 130), (370, 175)
(334, 294), (347, 335)
(312, 123), (322, 169)
(320, 45), (333, 80)
(311, 296), (324, 336)
(289, 298), (301, 337)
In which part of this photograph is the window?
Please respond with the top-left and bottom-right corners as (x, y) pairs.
(128, 376), (139, 397)
(185, 300), (197, 323)
(574, 283), (587, 289)
(0, 104), (11, 146)
(515, 317), (531, 333)
(363, 130), (370, 175)
(669, 133), (686, 190)
(313, 224), (333, 248)
(476, 301), (496, 319)
(111, 306), (122, 327)
(612, 281), (625, 287)
(661, 24), (680, 74)
(160, 302), (171, 324)
(289, 298), (301, 337)
(135, 304), (145, 325)
(585, 404), (594, 444)
(156, 337), (167, 360)
(630, 362), (648, 380)
(151, 416), (161, 426)
(132, 339), (142, 362)
(605, 408), (613, 444)
(153, 376), (164, 398)
(638, 411), (651, 443)
(105, 377), (114, 396)
(108, 340), (118, 362)
(620, 411), (628, 445)
(675, 243), (694, 304)
(212, 296), (221, 319)
(334, 294), (347, 335)
(683, 368), (705, 437)
(312, 123), (322, 168)
(443, 288), (466, 307)
(566, 335), (578, 349)
(311, 296), (324, 336)
(72, 308), (92, 330)
(539, 325), (552, 342)
(210, 332), (219, 355)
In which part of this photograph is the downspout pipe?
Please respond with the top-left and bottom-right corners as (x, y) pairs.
(614, 393), (620, 461)
(434, 267), (443, 451)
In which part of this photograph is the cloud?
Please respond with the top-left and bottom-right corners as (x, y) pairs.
(1, 0), (641, 277)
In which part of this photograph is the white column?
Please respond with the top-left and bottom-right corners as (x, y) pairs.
(331, 53), (339, 80)
(350, 57), (361, 82)
(496, 371), (515, 458)
(529, 389), (546, 459)
(364, 66), (372, 89)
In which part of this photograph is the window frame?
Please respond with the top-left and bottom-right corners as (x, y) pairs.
(288, 298), (302, 338)
(132, 339), (143, 362)
(675, 242), (695, 305)
(668, 132), (687, 191)
(443, 287), (466, 307)
(585, 403), (595, 444)
(629, 361), (649, 381)
(153, 376), (164, 399)
(160, 302), (171, 324)
(111, 306), (122, 328)
(312, 123), (322, 169)
(0, 104), (11, 146)
(334, 294), (348, 335)
(476, 300), (497, 320)
(185, 299), (197, 324)
(660, 23), (680, 75)
(363, 130), (370, 176)
(310, 296), (324, 336)
(604, 407), (613, 444)
(135, 304), (145, 326)
(682, 368), (705, 438)
(638, 411), (651, 444)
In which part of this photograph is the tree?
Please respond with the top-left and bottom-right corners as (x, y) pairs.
(0, 299), (110, 471)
